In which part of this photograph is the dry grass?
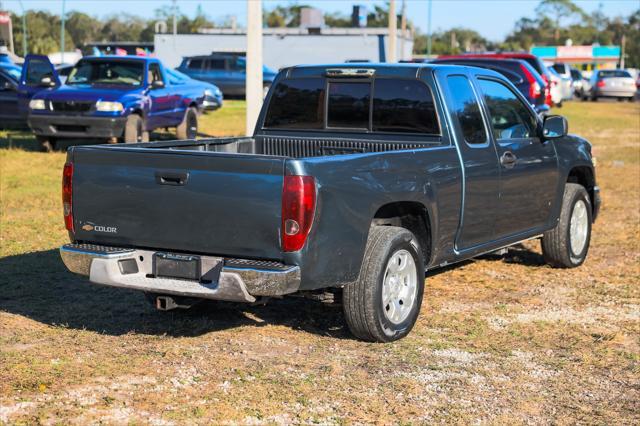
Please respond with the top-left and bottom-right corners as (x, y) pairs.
(1, 101), (639, 424)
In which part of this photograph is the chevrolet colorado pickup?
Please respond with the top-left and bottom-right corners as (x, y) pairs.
(60, 64), (600, 342)
(22, 55), (222, 151)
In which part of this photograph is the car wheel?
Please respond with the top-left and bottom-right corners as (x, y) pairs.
(36, 135), (56, 152)
(342, 226), (425, 342)
(541, 183), (592, 268)
(124, 114), (145, 143)
(176, 107), (198, 140)
(628, 97), (635, 102)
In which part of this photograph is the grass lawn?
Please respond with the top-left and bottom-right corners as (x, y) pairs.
(0, 101), (638, 424)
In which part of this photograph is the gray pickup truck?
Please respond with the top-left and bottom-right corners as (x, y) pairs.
(60, 64), (600, 342)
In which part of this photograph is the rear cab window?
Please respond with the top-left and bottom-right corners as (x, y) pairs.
(263, 76), (441, 136)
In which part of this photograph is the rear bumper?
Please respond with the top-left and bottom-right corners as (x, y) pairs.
(60, 243), (300, 302)
(593, 88), (636, 98)
(28, 114), (127, 138)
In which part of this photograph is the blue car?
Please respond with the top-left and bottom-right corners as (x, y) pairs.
(0, 63), (28, 128)
(177, 54), (277, 97)
(23, 55), (215, 151)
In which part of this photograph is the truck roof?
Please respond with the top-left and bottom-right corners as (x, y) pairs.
(81, 55), (158, 62)
(283, 62), (502, 79)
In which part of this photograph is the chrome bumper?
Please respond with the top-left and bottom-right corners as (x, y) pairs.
(60, 244), (300, 302)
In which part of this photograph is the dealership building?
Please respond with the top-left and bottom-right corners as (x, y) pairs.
(531, 45), (622, 70)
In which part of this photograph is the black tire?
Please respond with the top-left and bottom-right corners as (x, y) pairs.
(541, 183), (592, 268)
(343, 226), (425, 342)
(36, 135), (56, 152)
(124, 114), (145, 143)
(628, 97), (635, 103)
(176, 107), (198, 139)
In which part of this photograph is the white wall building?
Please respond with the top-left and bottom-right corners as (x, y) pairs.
(154, 28), (414, 70)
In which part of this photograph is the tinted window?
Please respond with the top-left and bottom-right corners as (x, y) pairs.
(188, 59), (203, 69)
(327, 82), (370, 128)
(372, 79), (439, 134)
(599, 70), (632, 79)
(446, 75), (487, 144)
(25, 58), (55, 85)
(552, 64), (565, 74)
(264, 78), (325, 129)
(206, 58), (226, 70)
(570, 69), (582, 80)
(478, 79), (537, 140)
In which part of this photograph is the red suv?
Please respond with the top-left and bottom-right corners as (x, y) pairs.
(438, 52), (553, 106)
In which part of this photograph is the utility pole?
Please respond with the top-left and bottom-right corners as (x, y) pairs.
(245, 0), (263, 136)
(60, 0), (66, 63)
(172, 0), (177, 35)
(400, 0), (406, 61)
(17, 0), (27, 56)
(620, 34), (626, 69)
(388, 0), (396, 63)
(427, 0), (432, 57)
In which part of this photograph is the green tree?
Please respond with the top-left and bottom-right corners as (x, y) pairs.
(535, 0), (588, 41)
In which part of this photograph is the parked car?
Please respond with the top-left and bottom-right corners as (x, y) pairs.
(570, 68), (587, 98)
(177, 53), (277, 97)
(60, 63), (599, 342)
(24, 54), (210, 151)
(548, 67), (572, 105)
(437, 52), (554, 107)
(165, 68), (223, 111)
(431, 57), (549, 114)
(584, 69), (637, 101)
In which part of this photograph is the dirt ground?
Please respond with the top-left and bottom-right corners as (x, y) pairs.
(1, 101), (638, 424)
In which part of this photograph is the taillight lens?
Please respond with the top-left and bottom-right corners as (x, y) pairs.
(281, 175), (316, 252)
(596, 80), (605, 88)
(519, 64), (541, 99)
(62, 162), (74, 232)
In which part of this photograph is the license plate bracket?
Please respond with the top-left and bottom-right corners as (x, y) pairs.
(153, 253), (201, 281)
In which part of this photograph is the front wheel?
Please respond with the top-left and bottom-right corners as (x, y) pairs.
(541, 183), (592, 268)
(343, 226), (425, 342)
(176, 107), (198, 139)
(123, 114), (148, 143)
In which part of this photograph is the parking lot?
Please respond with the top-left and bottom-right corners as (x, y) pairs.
(0, 100), (638, 423)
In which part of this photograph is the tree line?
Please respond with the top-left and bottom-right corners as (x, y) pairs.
(6, 0), (639, 68)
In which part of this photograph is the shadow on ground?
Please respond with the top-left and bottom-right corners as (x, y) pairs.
(0, 249), (349, 339)
(1, 244), (546, 339)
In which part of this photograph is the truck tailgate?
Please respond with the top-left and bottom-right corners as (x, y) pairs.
(71, 147), (285, 260)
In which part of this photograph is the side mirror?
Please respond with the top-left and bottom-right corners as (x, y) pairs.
(0, 81), (14, 91)
(40, 76), (56, 87)
(151, 80), (165, 89)
(542, 115), (568, 139)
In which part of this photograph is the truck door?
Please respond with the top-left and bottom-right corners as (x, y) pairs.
(0, 72), (20, 126)
(146, 62), (177, 129)
(440, 72), (501, 250)
(474, 76), (559, 237)
(17, 55), (60, 117)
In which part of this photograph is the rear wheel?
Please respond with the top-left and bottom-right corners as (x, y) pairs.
(36, 135), (56, 152)
(124, 114), (146, 143)
(176, 107), (198, 139)
(343, 226), (425, 342)
(541, 183), (592, 268)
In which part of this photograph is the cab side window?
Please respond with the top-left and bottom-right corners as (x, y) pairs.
(148, 63), (163, 84)
(446, 75), (487, 145)
(478, 79), (537, 140)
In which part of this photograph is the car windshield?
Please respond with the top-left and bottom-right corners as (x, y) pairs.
(599, 70), (632, 79)
(66, 60), (144, 86)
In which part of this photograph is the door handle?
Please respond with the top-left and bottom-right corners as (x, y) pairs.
(500, 151), (517, 168)
(155, 171), (189, 186)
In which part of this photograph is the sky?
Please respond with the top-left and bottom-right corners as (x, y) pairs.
(1, 0), (638, 41)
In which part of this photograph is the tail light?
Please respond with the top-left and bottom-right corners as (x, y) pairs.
(281, 175), (316, 252)
(519, 64), (541, 99)
(596, 80), (605, 88)
(62, 162), (74, 232)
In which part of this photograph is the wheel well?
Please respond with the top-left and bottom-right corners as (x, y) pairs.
(188, 101), (199, 110)
(567, 166), (595, 205)
(372, 202), (432, 264)
(130, 108), (144, 119)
